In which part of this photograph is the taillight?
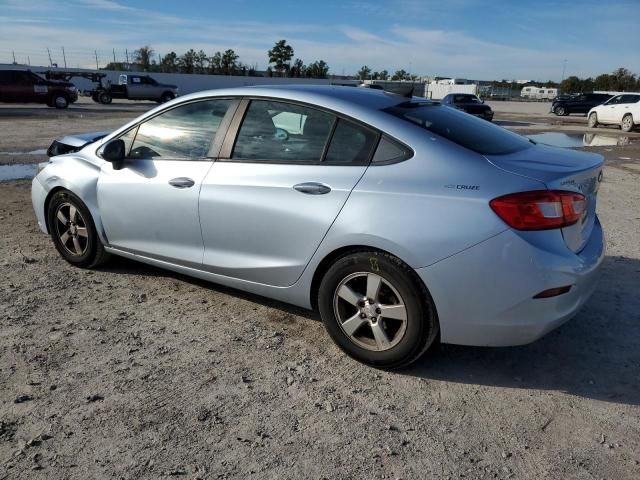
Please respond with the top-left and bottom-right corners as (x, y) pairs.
(490, 190), (586, 231)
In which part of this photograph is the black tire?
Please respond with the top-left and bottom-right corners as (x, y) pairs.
(588, 112), (599, 128)
(98, 92), (112, 104)
(554, 106), (567, 116)
(47, 190), (110, 268)
(318, 251), (439, 369)
(51, 94), (69, 109)
(621, 114), (634, 133)
(160, 92), (174, 103)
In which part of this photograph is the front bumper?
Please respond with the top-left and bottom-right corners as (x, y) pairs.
(416, 218), (605, 346)
(31, 176), (49, 234)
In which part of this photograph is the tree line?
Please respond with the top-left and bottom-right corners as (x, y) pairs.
(103, 40), (330, 79)
(558, 68), (640, 93)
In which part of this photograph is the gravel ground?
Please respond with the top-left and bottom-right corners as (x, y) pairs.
(1, 103), (639, 479)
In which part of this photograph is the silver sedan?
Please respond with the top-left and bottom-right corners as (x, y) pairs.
(32, 85), (605, 368)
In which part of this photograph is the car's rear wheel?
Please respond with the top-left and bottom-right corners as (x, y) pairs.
(588, 112), (599, 128)
(98, 92), (112, 104)
(47, 191), (110, 268)
(554, 106), (567, 116)
(621, 114), (634, 132)
(318, 251), (438, 369)
(51, 94), (69, 109)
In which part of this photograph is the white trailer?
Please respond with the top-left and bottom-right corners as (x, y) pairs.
(520, 86), (558, 100)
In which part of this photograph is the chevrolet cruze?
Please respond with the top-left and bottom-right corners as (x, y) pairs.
(32, 85), (605, 368)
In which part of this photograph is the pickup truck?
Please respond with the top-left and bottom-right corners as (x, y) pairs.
(0, 69), (78, 108)
(92, 74), (179, 104)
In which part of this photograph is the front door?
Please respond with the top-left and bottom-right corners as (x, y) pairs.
(97, 98), (234, 265)
(199, 98), (380, 286)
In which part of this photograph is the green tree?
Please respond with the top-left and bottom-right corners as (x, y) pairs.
(306, 60), (329, 79)
(378, 70), (389, 81)
(560, 75), (582, 93)
(209, 52), (222, 74)
(357, 65), (371, 80)
(160, 51), (178, 73)
(195, 50), (208, 74)
(179, 49), (198, 74)
(290, 58), (305, 77)
(268, 40), (294, 76)
(134, 46), (154, 70)
(221, 49), (239, 75)
(391, 69), (410, 81)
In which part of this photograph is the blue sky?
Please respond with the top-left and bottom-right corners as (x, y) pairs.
(1, 0), (638, 80)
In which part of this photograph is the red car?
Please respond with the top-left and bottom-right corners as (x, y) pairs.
(0, 69), (78, 108)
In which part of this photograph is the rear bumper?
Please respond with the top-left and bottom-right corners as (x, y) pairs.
(416, 218), (605, 346)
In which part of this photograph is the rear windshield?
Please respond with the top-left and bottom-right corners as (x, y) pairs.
(383, 103), (531, 155)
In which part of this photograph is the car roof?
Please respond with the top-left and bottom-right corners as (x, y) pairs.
(177, 84), (422, 114)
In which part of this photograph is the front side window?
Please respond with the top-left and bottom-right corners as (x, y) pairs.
(128, 99), (232, 160)
(383, 102), (531, 155)
(233, 100), (335, 162)
(606, 95), (623, 105)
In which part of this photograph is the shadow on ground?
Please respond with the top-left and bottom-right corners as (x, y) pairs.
(406, 255), (640, 406)
(100, 254), (639, 405)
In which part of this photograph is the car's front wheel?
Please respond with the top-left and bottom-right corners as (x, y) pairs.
(588, 112), (599, 128)
(47, 190), (110, 268)
(318, 251), (438, 369)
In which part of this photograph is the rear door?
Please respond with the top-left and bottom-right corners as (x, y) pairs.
(199, 98), (379, 286)
(600, 95), (623, 122)
(615, 94), (640, 123)
(126, 76), (145, 99)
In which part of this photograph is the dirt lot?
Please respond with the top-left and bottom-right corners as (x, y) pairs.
(1, 102), (639, 479)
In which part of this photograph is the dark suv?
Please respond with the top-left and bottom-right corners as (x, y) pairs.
(551, 93), (612, 116)
(0, 69), (78, 109)
(441, 94), (494, 121)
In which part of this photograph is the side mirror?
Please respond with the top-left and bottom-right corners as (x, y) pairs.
(102, 139), (126, 170)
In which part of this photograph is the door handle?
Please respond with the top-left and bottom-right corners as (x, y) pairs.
(293, 182), (331, 195)
(169, 177), (195, 189)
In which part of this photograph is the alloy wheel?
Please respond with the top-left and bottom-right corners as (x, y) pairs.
(54, 202), (89, 256)
(622, 116), (633, 131)
(333, 272), (408, 352)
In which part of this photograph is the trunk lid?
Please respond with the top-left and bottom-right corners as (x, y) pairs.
(485, 143), (604, 252)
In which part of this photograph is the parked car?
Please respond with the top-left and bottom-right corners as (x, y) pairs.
(0, 69), (78, 108)
(33, 86), (604, 368)
(441, 93), (494, 121)
(587, 93), (640, 132)
(551, 93), (612, 116)
(91, 74), (179, 104)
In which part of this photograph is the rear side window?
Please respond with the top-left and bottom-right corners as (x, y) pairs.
(383, 103), (531, 155)
(324, 119), (379, 164)
(128, 99), (232, 160)
(372, 136), (411, 164)
(233, 100), (335, 163)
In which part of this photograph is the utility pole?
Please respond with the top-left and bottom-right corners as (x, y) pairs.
(113, 48), (116, 64)
(62, 47), (67, 68)
(125, 48), (129, 64)
(47, 48), (53, 67)
(12, 50), (16, 64)
(27, 56), (31, 66)
(94, 50), (99, 70)
(561, 59), (567, 84)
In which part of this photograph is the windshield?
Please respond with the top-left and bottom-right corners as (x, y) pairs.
(383, 103), (531, 155)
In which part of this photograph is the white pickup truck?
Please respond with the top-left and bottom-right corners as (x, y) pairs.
(92, 74), (179, 104)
